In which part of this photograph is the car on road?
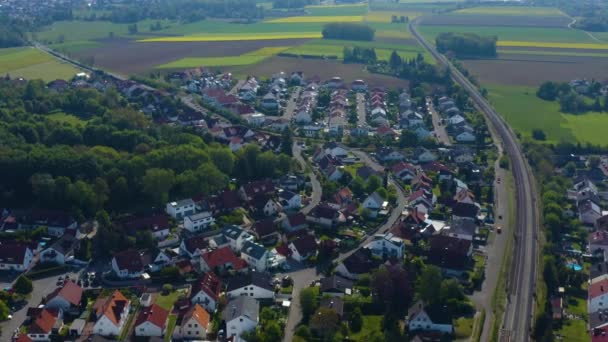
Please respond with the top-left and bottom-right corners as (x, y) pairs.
(497, 226), (502, 234)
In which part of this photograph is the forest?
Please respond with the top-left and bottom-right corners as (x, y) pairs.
(322, 23), (376, 41)
(435, 32), (497, 58)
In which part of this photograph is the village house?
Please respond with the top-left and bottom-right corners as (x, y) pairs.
(240, 241), (270, 272)
(222, 296), (259, 342)
(180, 235), (208, 259)
(39, 233), (79, 265)
(19, 209), (77, 237)
(183, 211), (215, 233)
(589, 279), (608, 313)
(413, 147), (437, 164)
(177, 304), (211, 340)
(428, 235), (472, 272)
(306, 204), (342, 228)
(27, 308), (63, 342)
(134, 304), (169, 337)
(282, 212), (309, 232)
(442, 218), (478, 241)
(252, 219), (279, 242)
(226, 271), (275, 299)
(239, 180), (275, 202)
(93, 290), (131, 337)
(124, 215), (170, 240)
(0, 241), (34, 271)
(222, 225), (255, 252)
(288, 234), (318, 262)
(392, 162), (417, 183)
(191, 272), (222, 312)
(407, 300), (453, 334)
(148, 249), (176, 273)
(45, 281), (83, 314)
(364, 232), (405, 259)
(199, 246), (247, 274)
(251, 194), (280, 217)
(362, 192), (387, 217)
(580, 199), (603, 226)
(335, 249), (377, 280)
(590, 231), (608, 257)
(320, 275), (354, 297)
(376, 147), (405, 163)
(111, 250), (147, 279)
(166, 199), (196, 219)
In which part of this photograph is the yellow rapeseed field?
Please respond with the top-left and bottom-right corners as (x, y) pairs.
(139, 32), (322, 42)
(498, 41), (608, 50)
(265, 16), (363, 23)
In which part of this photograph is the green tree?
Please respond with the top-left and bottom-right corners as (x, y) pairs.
(14, 275), (33, 295)
(310, 307), (340, 339)
(349, 307), (363, 332)
(299, 287), (318, 321)
(366, 175), (382, 194)
(389, 50), (402, 71)
(0, 299), (8, 320)
(142, 168), (175, 205)
(415, 265), (442, 304)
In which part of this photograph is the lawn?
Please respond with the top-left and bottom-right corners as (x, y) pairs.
(266, 15), (363, 23)
(348, 315), (383, 341)
(155, 290), (181, 311)
(35, 19), (173, 43)
(164, 314), (177, 342)
(284, 41), (429, 62)
(0, 47), (80, 82)
(418, 25), (596, 43)
(453, 316), (474, 338)
(555, 319), (588, 342)
(454, 6), (565, 16)
(565, 296), (587, 317)
(486, 84), (608, 146)
(156, 46), (291, 68)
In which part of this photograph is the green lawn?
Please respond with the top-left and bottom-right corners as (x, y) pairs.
(157, 55), (269, 68)
(454, 316), (474, 338)
(418, 25), (596, 44)
(155, 290), (181, 311)
(486, 84), (608, 146)
(164, 314), (177, 342)
(555, 319), (588, 342)
(0, 47), (80, 82)
(565, 296), (587, 317)
(157, 20), (326, 36)
(348, 315), (383, 341)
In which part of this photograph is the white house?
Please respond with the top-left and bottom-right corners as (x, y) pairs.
(191, 273), (222, 313)
(0, 242), (33, 271)
(240, 241), (270, 272)
(180, 235), (208, 259)
(39, 233), (79, 265)
(178, 304), (210, 340)
(364, 233), (405, 259)
(222, 225), (255, 252)
(222, 296), (259, 342)
(93, 291), (131, 337)
(148, 250), (174, 273)
(166, 199), (196, 219)
(288, 235), (317, 262)
(111, 250), (145, 279)
(362, 192), (386, 213)
(279, 190), (302, 211)
(579, 199), (603, 226)
(589, 279), (608, 313)
(226, 272), (275, 299)
(184, 212), (215, 233)
(134, 304), (168, 337)
(407, 300), (453, 334)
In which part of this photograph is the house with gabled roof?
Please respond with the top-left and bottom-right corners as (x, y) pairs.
(306, 204), (342, 228)
(376, 146), (404, 163)
(222, 296), (259, 342)
(252, 219), (279, 242)
(364, 232), (405, 259)
(226, 271), (275, 299)
(200, 246), (247, 274)
(428, 235), (472, 272)
(279, 190), (301, 211)
(123, 214), (170, 240)
(27, 308), (63, 341)
(580, 199), (603, 226)
(240, 241), (270, 272)
(0, 241), (34, 271)
(392, 162), (417, 183)
(407, 300), (453, 334)
(288, 234), (318, 262)
(282, 212), (308, 232)
(191, 272), (222, 312)
(320, 275), (354, 297)
(589, 279), (608, 313)
(93, 290), (131, 337)
(40, 232), (80, 265)
(222, 225), (254, 252)
(45, 281), (83, 314)
(590, 231), (608, 257)
(413, 147), (437, 164)
(239, 180), (275, 202)
(362, 192), (386, 216)
(111, 250), (146, 279)
(134, 304), (169, 337)
(335, 249), (377, 280)
(180, 235), (208, 259)
(177, 304), (211, 339)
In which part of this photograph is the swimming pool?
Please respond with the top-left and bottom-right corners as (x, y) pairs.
(567, 263), (583, 271)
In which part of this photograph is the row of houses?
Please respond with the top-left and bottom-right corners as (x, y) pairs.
(437, 96), (477, 143)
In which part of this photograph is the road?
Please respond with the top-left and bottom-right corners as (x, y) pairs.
(426, 96), (451, 146)
(411, 18), (539, 342)
(228, 79), (245, 95)
(283, 87), (301, 122)
(278, 266), (317, 342)
(292, 142), (321, 215)
(355, 93), (367, 126)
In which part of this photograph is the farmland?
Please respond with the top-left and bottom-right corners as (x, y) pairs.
(156, 47), (291, 68)
(139, 32), (322, 42)
(0, 47), (81, 81)
(485, 84), (608, 146)
(265, 16), (363, 23)
(419, 25), (595, 43)
(453, 6), (565, 16)
(304, 4), (368, 16)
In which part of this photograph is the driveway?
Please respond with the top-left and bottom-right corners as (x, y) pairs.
(426, 97), (451, 146)
(279, 266), (318, 342)
(293, 142), (321, 215)
(356, 93), (367, 126)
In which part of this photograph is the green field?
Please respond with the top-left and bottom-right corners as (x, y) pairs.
(487, 84), (608, 146)
(304, 4), (368, 16)
(266, 15), (363, 23)
(155, 20), (326, 36)
(0, 47), (80, 81)
(284, 38), (430, 61)
(157, 55), (267, 68)
(454, 6), (565, 16)
(498, 49), (608, 58)
(348, 315), (383, 341)
(419, 25), (596, 43)
(36, 19), (173, 43)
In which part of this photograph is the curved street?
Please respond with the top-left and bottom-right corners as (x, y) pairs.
(410, 17), (539, 342)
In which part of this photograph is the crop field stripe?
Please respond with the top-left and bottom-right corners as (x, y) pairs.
(365, 11), (422, 23)
(265, 16), (363, 23)
(138, 32), (322, 42)
(454, 6), (565, 16)
(498, 49), (608, 58)
(498, 41), (608, 50)
(156, 55), (269, 68)
(243, 47), (292, 56)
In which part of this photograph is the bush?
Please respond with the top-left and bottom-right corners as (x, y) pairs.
(499, 155), (510, 169)
(162, 284), (173, 294)
(532, 129), (546, 141)
(14, 275), (33, 295)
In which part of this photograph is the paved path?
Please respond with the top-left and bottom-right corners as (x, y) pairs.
(426, 96), (451, 146)
(293, 143), (321, 215)
(356, 93), (367, 126)
(283, 87), (301, 122)
(228, 79), (245, 95)
(279, 266), (318, 342)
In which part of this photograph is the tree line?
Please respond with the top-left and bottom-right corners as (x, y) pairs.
(537, 80), (608, 114)
(322, 23), (375, 41)
(435, 32), (497, 58)
(343, 46), (377, 64)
